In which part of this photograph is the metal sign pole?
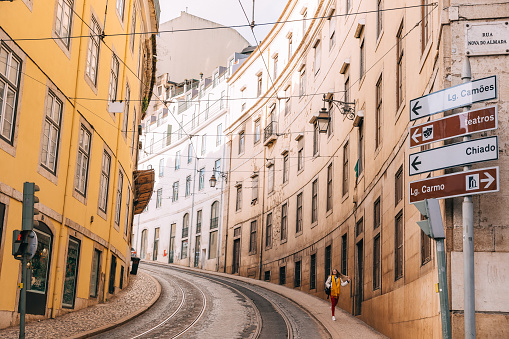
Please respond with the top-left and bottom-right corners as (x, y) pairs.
(461, 56), (475, 338)
(436, 238), (452, 339)
(19, 252), (27, 339)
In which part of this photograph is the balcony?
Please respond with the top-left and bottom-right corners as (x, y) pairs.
(264, 121), (277, 146)
(182, 227), (189, 238)
(210, 217), (219, 229)
(196, 222), (202, 234)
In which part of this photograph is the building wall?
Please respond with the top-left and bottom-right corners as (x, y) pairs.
(0, 0), (157, 328)
(221, 0), (508, 338)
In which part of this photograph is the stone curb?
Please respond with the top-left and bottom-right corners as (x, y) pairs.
(70, 272), (161, 339)
(142, 260), (386, 339)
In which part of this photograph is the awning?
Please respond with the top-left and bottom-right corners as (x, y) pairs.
(133, 169), (155, 215)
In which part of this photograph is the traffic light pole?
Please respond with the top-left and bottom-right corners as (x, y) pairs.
(461, 57), (475, 339)
(436, 238), (452, 339)
(19, 252), (27, 339)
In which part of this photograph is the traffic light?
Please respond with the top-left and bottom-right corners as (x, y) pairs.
(22, 182), (39, 231)
(12, 230), (30, 259)
(413, 198), (445, 239)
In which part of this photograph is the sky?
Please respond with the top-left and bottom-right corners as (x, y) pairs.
(158, 0), (287, 45)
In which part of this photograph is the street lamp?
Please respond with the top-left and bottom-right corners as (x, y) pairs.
(309, 106), (331, 133)
(209, 172), (227, 188)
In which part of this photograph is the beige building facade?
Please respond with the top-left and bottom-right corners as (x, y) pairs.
(221, 0), (509, 338)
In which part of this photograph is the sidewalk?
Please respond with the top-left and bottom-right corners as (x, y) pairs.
(150, 262), (387, 339)
(0, 271), (160, 339)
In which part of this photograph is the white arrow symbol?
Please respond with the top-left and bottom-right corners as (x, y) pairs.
(412, 128), (421, 144)
(481, 172), (495, 188)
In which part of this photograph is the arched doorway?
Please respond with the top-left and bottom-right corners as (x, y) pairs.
(25, 222), (53, 315)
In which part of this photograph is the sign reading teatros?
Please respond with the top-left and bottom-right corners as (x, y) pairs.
(466, 21), (509, 56)
(409, 136), (498, 176)
(409, 167), (499, 203)
(409, 75), (497, 121)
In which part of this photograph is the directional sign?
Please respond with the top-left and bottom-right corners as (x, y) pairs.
(409, 136), (498, 176)
(409, 167), (499, 203)
(409, 105), (498, 148)
(410, 75), (497, 121)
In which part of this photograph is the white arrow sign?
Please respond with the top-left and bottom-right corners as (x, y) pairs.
(410, 75), (497, 121)
(409, 136), (498, 176)
(480, 171), (495, 188)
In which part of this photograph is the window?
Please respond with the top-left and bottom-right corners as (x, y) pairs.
(75, 125), (91, 195)
(159, 158), (164, 177)
(395, 210), (404, 280)
(357, 120), (364, 176)
(199, 168), (205, 190)
(209, 231), (218, 259)
(346, 0), (352, 13)
(41, 92), (63, 172)
(299, 68), (306, 97)
(314, 40), (321, 75)
(108, 55), (120, 102)
(288, 34), (293, 57)
(241, 88), (246, 111)
(297, 145), (304, 171)
(279, 266), (286, 285)
(85, 17), (101, 85)
(325, 245), (332, 278)
(367, 198), (376, 232)
(341, 233), (348, 275)
(130, 8), (136, 52)
(344, 77), (350, 105)
(273, 55), (278, 79)
(421, 227), (432, 265)
(313, 122), (319, 156)
(98, 151), (111, 212)
(153, 228), (159, 260)
(252, 175), (259, 202)
(216, 123), (222, 146)
(236, 185), (242, 211)
(132, 107), (137, 152)
(396, 22), (405, 109)
(156, 188), (162, 208)
(264, 270), (271, 281)
(220, 90), (225, 109)
(310, 253), (316, 289)
(296, 193), (303, 233)
(249, 220), (257, 254)
(122, 84), (130, 137)
(327, 96), (334, 137)
(172, 181), (179, 201)
(421, 0), (430, 53)
(294, 260), (301, 287)
(376, 0), (383, 39)
(395, 166), (403, 205)
(373, 234), (381, 290)
(214, 159), (221, 177)
(281, 203), (288, 241)
(0, 44), (21, 143)
(181, 240), (188, 259)
(182, 213), (189, 238)
(116, 0), (125, 20)
(185, 176), (191, 197)
(90, 249), (101, 297)
(257, 74), (263, 97)
(376, 74), (383, 148)
(329, 10), (336, 50)
(254, 119), (261, 144)
(124, 184), (130, 235)
(211, 201), (219, 229)
(311, 179), (318, 223)
(228, 58), (234, 76)
(268, 164), (275, 193)
(195, 210), (202, 234)
(359, 39), (365, 80)
(327, 163), (333, 211)
(238, 131), (245, 154)
(115, 171), (123, 224)
(175, 151), (180, 169)
(283, 155), (289, 183)
(188, 143), (192, 163)
(302, 10), (308, 35)
(356, 218), (364, 237)
(55, 0), (73, 48)
(213, 72), (218, 87)
(342, 142), (349, 196)
(265, 213), (272, 248)
(201, 134), (206, 156)
(284, 87), (291, 116)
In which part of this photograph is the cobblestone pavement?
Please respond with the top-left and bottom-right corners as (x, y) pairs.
(0, 271), (158, 339)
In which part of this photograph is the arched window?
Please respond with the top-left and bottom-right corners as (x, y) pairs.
(210, 201), (219, 229)
(140, 229), (147, 258)
(182, 213), (189, 237)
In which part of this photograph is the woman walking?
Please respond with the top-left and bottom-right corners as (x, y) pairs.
(325, 268), (350, 321)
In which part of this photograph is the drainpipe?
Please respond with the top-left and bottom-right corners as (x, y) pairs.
(258, 135), (267, 280)
(216, 110), (228, 270)
(51, 0), (89, 317)
(187, 137), (198, 267)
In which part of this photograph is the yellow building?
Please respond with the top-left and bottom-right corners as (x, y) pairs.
(0, 0), (158, 328)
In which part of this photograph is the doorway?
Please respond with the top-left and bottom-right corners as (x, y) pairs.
(232, 238), (240, 274)
(354, 239), (364, 316)
(194, 235), (201, 267)
(169, 223), (175, 263)
(108, 255), (117, 294)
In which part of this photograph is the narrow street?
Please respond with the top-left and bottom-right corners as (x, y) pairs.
(93, 262), (331, 339)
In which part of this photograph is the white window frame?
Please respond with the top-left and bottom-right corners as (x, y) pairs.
(98, 150), (111, 212)
(115, 170), (123, 225)
(75, 124), (91, 196)
(41, 91), (63, 172)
